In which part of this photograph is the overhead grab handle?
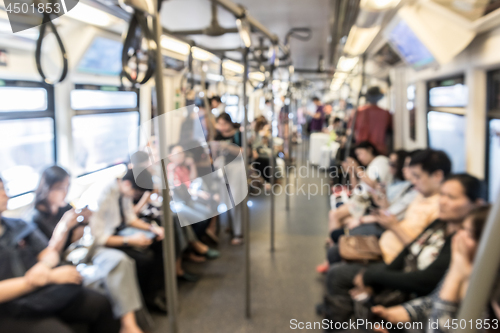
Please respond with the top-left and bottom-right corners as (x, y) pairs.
(35, 11), (69, 85)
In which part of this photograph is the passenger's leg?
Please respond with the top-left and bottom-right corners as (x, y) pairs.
(327, 244), (342, 265)
(328, 205), (350, 232)
(85, 248), (145, 333)
(323, 262), (365, 323)
(0, 317), (74, 333)
(58, 288), (120, 333)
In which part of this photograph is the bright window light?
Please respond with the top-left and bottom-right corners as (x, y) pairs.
(334, 72), (348, 79)
(222, 59), (244, 74)
(65, 3), (114, 27)
(344, 25), (381, 56)
(236, 18), (252, 48)
(71, 90), (138, 110)
(249, 72), (265, 81)
(192, 47), (216, 62)
(0, 87), (47, 112)
(337, 56), (359, 72)
(161, 36), (190, 55)
(360, 0), (400, 10)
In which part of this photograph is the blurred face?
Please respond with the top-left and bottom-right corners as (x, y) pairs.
(439, 180), (475, 222)
(355, 148), (374, 166)
(324, 105), (332, 114)
(120, 180), (136, 198)
(0, 181), (8, 213)
(389, 153), (398, 177)
(47, 177), (70, 208)
(217, 119), (233, 133)
(402, 157), (413, 182)
(170, 146), (185, 165)
(410, 165), (442, 196)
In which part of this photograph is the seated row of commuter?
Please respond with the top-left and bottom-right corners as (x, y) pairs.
(316, 140), (500, 332)
(0, 100), (256, 332)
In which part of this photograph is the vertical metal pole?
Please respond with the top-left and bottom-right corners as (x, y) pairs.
(456, 190), (500, 332)
(152, 10), (179, 333)
(269, 63), (276, 252)
(242, 47), (251, 319)
(285, 95), (292, 211)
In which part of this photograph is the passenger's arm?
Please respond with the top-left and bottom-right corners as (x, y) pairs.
(364, 238), (451, 295)
(439, 232), (473, 303)
(133, 191), (151, 215)
(0, 277), (37, 303)
(376, 212), (415, 246)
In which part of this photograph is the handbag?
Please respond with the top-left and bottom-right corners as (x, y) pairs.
(338, 234), (382, 262)
(63, 225), (97, 265)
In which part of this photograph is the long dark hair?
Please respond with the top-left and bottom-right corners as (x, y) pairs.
(392, 149), (408, 181)
(468, 205), (491, 242)
(217, 112), (240, 129)
(35, 166), (70, 213)
(446, 173), (483, 202)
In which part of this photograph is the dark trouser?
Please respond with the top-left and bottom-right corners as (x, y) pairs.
(252, 157), (272, 183)
(0, 288), (119, 333)
(328, 223), (386, 264)
(325, 262), (387, 323)
(117, 241), (164, 303)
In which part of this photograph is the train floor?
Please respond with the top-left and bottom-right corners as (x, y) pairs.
(153, 143), (329, 332)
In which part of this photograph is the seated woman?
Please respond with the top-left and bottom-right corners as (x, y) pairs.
(166, 144), (220, 261)
(319, 150), (418, 270)
(30, 166), (150, 333)
(0, 177), (119, 333)
(371, 205), (498, 333)
(319, 174), (483, 327)
(328, 141), (393, 233)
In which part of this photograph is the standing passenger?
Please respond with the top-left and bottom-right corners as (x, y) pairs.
(353, 86), (392, 155)
(310, 97), (325, 133)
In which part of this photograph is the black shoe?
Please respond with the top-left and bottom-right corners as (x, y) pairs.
(177, 272), (199, 282)
(146, 295), (168, 315)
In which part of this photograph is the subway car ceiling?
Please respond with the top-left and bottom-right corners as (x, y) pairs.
(1, 0), (500, 206)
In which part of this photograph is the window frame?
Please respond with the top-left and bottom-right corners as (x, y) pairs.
(426, 75), (467, 173)
(71, 84), (141, 178)
(485, 70), (500, 201)
(0, 79), (57, 198)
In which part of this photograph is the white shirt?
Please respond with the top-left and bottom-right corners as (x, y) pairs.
(84, 180), (137, 246)
(365, 155), (392, 186)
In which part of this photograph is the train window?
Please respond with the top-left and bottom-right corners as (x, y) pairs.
(488, 119), (500, 201)
(429, 83), (467, 108)
(0, 80), (55, 198)
(0, 86), (47, 112)
(486, 69), (500, 201)
(72, 112), (140, 176)
(427, 111), (466, 173)
(0, 118), (55, 197)
(71, 89), (138, 111)
(427, 76), (467, 173)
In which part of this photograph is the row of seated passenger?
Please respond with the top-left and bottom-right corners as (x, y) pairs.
(0, 108), (281, 333)
(316, 142), (500, 332)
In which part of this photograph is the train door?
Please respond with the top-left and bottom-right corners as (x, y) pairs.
(487, 69), (500, 202)
(426, 76), (467, 172)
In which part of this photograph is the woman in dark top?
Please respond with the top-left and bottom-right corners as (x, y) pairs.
(0, 177), (119, 333)
(30, 166), (148, 333)
(320, 174), (484, 325)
